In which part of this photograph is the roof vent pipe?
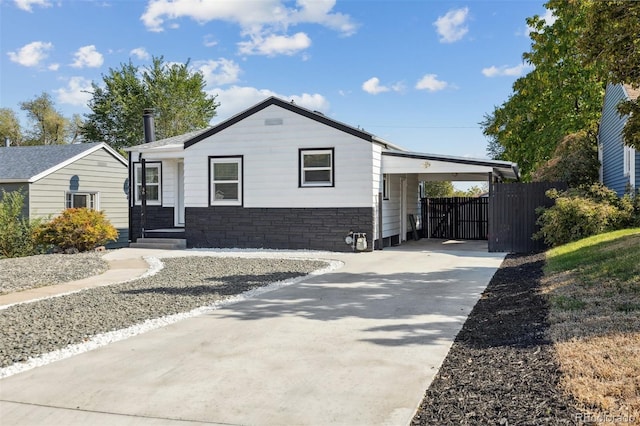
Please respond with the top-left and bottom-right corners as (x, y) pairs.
(4, 137), (9, 147)
(143, 108), (156, 143)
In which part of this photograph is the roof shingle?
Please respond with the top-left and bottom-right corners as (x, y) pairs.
(0, 143), (104, 181)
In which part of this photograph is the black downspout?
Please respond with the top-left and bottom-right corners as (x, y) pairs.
(140, 157), (147, 239)
(140, 108), (155, 240)
(128, 152), (133, 244)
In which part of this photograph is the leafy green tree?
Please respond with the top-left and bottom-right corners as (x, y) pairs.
(453, 184), (488, 197)
(422, 181), (454, 198)
(84, 56), (219, 149)
(581, 1), (640, 150)
(20, 93), (69, 145)
(482, 0), (605, 180)
(531, 131), (600, 187)
(0, 108), (23, 146)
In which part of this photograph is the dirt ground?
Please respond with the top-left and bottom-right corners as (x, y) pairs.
(411, 253), (583, 425)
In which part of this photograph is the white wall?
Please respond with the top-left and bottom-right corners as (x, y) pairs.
(183, 105), (377, 209)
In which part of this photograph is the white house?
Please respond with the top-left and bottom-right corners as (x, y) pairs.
(126, 97), (519, 252)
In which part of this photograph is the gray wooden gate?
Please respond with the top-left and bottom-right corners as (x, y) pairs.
(488, 182), (567, 253)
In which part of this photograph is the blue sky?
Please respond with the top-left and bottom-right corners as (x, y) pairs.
(1, 0), (553, 163)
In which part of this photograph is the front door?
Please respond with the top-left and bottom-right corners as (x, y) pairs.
(176, 161), (185, 226)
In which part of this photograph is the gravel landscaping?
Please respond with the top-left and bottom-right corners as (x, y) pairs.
(0, 255), (328, 369)
(412, 253), (581, 425)
(0, 252), (108, 294)
(2, 250), (589, 423)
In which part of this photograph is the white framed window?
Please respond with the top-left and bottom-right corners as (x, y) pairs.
(134, 162), (162, 205)
(66, 192), (98, 209)
(300, 148), (334, 187)
(210, 156), (242, 206)
(383, 174), (390, 199)
(623, 145), (633, 177)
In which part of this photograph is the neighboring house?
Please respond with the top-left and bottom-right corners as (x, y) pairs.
(127, 97), (519, 252)
(0, 142), (129, 246)
(599, 83), (640, 196)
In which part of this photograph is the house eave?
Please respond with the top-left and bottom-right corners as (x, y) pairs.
(382, 150), (520, 181)
(28, 142), (127, 183)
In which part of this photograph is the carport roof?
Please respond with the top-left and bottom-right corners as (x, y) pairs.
(382, 150), (520, 181)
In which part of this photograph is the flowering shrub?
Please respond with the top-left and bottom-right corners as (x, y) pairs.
(35, 208), (118, 252)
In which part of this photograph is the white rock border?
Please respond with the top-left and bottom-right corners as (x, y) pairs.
(0, 254), (342, 379)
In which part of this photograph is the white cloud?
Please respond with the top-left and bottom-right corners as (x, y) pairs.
(415, 74), (449, 92)
(208, 86), (329, 122)
(48, 63), (60, 71)
(289, 0), (358, 36)
(7, 41), (53, 67)
(130, 47), (150, 61)
(141, 0), (356, 34)
(71, 45), (104, 68)
(362, 77), (389, 95)
(14, 0), (51, 12)
(193, 58), (241, 87)
(203, 35), (218, 47)
(55, 77), (93, 107)
(362, 77), (405, 95)
(434, 7), (469, 43)
(140, 0), (356, 56)
(482, 63), (532, 78)
(238, 32), (311, 56)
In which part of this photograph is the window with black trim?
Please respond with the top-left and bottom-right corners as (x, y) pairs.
(383, 174), (390, 199)
(300, 148), (334, 187)
(210, 156), (242, 206)
(66, 192), (98, 209)
(134, 162), (161, 205)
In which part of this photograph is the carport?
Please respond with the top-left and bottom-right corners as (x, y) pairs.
(378, 150), (520, 248)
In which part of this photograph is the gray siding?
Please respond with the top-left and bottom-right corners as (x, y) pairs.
(600, 84), (630, 195)
(29, 148), (129, 245)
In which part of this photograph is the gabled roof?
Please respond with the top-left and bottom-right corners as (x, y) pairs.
(127, 97), (404, 152)
(0, 142), (127, 183)
(125, 127), (212, 151)
(185, 96), (384, 149)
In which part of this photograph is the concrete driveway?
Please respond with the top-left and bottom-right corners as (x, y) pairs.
(0, 241), (505, 425)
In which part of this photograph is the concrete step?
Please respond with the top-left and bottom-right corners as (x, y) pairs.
(129, 238), (187, 250)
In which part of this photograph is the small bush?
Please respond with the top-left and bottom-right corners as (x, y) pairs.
(0, 189), (45, 258)
(534, 183), (637, 247)
(35, 208), (118, 252)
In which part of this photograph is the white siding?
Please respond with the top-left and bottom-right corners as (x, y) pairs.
(184, 105), (376, 208)
(381, 173), (420, 239)
(29, 148), (128, 229)
(382, 174), (401, 237)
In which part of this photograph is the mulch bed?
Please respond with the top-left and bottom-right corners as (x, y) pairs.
(412, 253), (582, 425)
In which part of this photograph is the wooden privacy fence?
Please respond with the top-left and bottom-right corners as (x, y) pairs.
(422, 197), (489, 240)
(488, 181), (567, 253)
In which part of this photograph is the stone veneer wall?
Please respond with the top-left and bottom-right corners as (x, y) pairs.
(185, 207), (374, 252)
(130, 205), (175, 241)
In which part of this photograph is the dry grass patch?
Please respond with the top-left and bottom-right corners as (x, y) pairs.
(544, 228), (640, 424)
